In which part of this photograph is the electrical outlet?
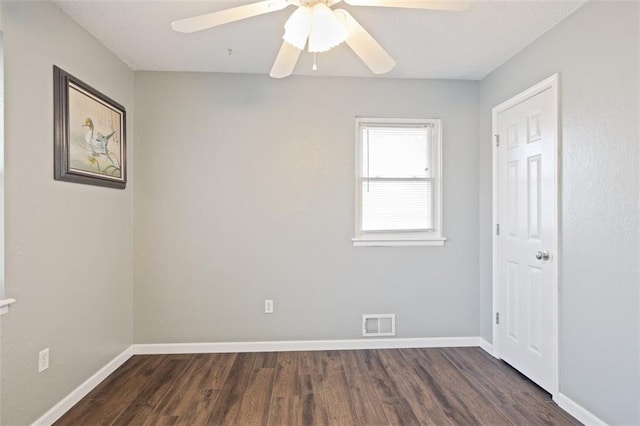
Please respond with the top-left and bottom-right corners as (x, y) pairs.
(38, 348), (49, 373)
(264, 299), (274, 314)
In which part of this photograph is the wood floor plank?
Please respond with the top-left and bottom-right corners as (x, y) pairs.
(267, 395), (300, 426)
(340, 350), (390, 426)
(442, 347), (550, 423)
(254, 351), (279, 369)
(169, 353), (234, 425)
(442, 348), (579, 425)
(299, 350), (325, 376)
(58, 369), (154, 425)
(175, 390), (221, 426)
(206, 352), (257, 425)
(271, 351), (300, 397)
(300, 373), (330, 426)
(501, 392), (581, 425)
(111, 356), (192, 425)
(199, 352), (237, 391)
(379, 349), (453, 426)
(54, 399), (132, 426)
(298, 351), (333, 425)
(141, 414), (178, 425)
(55, 355), (167, 426)
(403, 348), (506, 425)
(267, 352), (300, 425)
(360, 349), (422, 425)
(236, 368), (275, 426)
(156, 354), (206, 416)
(322, 353), (359, 425)
(80, 355), (152, 400)
(58, 348), (579, 426)
(441, 347), (550, 404)
(112, 355), (170, 403)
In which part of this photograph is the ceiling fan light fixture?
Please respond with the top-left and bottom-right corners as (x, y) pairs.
(283, 3), (350, 54)
(283, 6), (312, 50)
(308, 3), (350, 52)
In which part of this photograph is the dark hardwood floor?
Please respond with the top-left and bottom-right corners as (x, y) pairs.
(55, 347), (579, 425)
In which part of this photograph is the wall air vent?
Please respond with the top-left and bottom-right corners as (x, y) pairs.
(362, 314), (396, 337)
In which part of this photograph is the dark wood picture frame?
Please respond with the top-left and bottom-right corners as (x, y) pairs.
(54, 65), (127, 189)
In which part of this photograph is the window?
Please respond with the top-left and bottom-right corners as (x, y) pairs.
(353, 118), (445, 247)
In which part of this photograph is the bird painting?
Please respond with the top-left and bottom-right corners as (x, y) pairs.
(83, 117), (115, 157)
(78, 117), (121, 177)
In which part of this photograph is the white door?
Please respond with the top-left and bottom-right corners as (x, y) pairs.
(493, 76), (558, 394)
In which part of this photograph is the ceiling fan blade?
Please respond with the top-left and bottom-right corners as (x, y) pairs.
(334, 9), (395, 74)
(270, 42), (302, 78)
(172, 0), (293, 33)
(344, 0), (471, 11)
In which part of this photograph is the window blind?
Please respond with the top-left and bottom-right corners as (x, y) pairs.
(360, 124), (434, 232)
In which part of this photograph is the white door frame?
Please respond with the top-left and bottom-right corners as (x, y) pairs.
(491, 74), (560, 400)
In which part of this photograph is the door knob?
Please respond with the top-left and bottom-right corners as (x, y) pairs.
(535, 250), (550, 261)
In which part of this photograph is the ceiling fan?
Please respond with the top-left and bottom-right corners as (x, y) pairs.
(171, 0), (471, 78)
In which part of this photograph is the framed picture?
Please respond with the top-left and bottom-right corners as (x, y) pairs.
(54, 66), (126, 189)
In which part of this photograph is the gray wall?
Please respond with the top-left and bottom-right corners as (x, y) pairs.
(0, 2), (134, 424)
(134, 73), (480, 343)
(478, 2), (639, 424)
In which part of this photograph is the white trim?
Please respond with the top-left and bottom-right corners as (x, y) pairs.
(556, 393), (608, 426)
(0, 298), (16, 315)
(491, 74), (560, 398)
(133, 336), (482, 355)
(352, 237), (446, 247)
(31, 347), (133, 426)
(478, 338), (497, 358)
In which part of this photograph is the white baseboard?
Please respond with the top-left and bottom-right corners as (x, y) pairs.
(133, 336), (483, 355)
(556, 393), (607, 426)
(478, 338), (497, 358)
(31, 347), (133, 426)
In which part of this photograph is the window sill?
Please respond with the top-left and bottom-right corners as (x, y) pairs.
(0, 298), (16, 315)
(352, 237), (446, 247)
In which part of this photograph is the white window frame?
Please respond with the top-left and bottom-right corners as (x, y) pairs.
(353, 117), (445, 247)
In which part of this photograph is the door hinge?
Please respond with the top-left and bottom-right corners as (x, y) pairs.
(496, 312), (500, 325)
(495, 134), (500, 147)
(496, 224), (500, 236)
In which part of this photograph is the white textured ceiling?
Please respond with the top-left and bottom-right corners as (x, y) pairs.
(54, 0), (586, 80)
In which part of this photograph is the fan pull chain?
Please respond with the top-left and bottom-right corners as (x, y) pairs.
(313, 52), (318, 72)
